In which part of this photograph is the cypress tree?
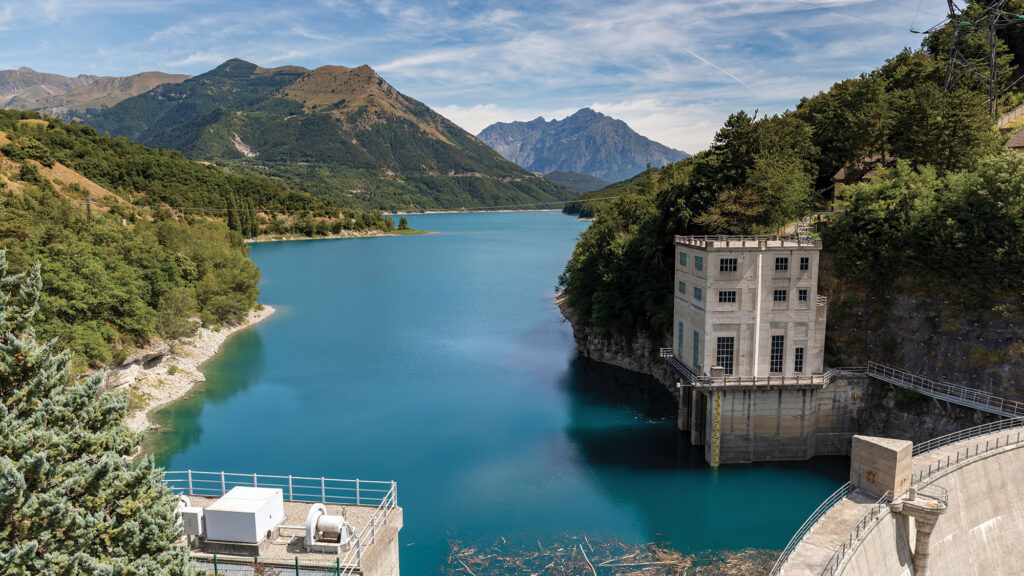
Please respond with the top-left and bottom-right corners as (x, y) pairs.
(0, 251), (193, 576)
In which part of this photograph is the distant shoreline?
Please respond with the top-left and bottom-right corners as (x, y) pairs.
(384, 208), (564, 215)
(246, 229), (430, 244)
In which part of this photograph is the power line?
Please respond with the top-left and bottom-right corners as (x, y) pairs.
(787, 0), (926, 32)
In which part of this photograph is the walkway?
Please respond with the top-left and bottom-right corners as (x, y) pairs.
(774, 419), (1024, 576)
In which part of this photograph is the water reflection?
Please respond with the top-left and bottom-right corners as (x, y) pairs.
(146, 329), (267, 460)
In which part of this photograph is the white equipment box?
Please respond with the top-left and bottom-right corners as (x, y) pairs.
(204, 487), (284, 544)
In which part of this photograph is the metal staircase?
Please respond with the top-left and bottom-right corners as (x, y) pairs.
(866, 362), (1024, 419)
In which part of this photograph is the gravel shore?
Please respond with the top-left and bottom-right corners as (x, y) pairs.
(120, 305), (276, 434)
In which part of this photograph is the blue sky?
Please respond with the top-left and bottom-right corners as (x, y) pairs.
(0, 0), (946, 152)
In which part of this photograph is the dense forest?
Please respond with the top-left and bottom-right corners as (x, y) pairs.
(559, 8), (1014, 338)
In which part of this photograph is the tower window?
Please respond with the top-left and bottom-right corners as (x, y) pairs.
(800, 257), (810, 271)
(798, 289), (808, 302)
(719, 290), (737, 303)
(679, 281), (687, 295)
(680, 252), (687, 266)
(770, 335), (785, 373)
(795, 347), (805, 373)
(773, 289), (788, 302)
(720, 258), (737, 272)
(775, 257), (789, 271)
(716, 337), (735, 375)
(695, 256), (704, 271)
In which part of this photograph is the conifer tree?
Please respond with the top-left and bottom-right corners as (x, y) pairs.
(0, 251), (193, 576)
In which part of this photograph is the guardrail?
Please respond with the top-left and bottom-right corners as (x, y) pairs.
(165, 471), (399, 576)
(866, 362), (1024, 418)
(338, 481), (399, 575)
(999, 102), (1024, 128)
(913, 417), (1024, 456)
(659, 349), (859, 389)
(769, 482), (851, 576)
(818, 489), (896, 576)
(772, 419), (1024, 576)
(675, 234), (821, 249)
(163, 470), (395, 507)
(912, 424), (1024, 485)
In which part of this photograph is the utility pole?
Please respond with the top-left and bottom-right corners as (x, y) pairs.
(937, 0), (1024, 117)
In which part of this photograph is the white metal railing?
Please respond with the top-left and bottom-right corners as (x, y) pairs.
(912, 424), (1024, 485)
(819, 485), (949, 576)
(337, 480), (399, 575)
(913, 417), (1024, 456)
(165, 470), (399, 575)
(866, 362), (1024, 418)
(769, 482), (852, 576)
(675, 234), (821, 249)
(816, 295), (827, 306)
(163, 470), (395, 507)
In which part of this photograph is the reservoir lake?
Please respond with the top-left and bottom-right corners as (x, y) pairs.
(150, 211), (847, 574)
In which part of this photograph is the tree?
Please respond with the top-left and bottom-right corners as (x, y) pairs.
(0, 251), (193, 575)
(398, 216), (409, 230)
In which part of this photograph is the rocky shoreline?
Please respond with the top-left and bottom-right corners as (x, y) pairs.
(113, 306), (277, 434)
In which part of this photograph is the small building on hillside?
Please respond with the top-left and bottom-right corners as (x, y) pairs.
(672, 235), (826, 380)
(832, 154), (894, 209)
(1004, 129), (1024, 153)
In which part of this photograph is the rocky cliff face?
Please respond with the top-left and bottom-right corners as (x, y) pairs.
(820, 256), (1024, 400)
(557, 298), (677, 390)
(478, 108), (689, 182)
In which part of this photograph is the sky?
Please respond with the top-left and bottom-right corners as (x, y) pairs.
(0, 0), (948, 152)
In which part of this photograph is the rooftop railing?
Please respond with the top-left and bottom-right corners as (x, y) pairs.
(675, 235), (821, 249)
(165, 470), (399, 576)
(164, 470), (395, 507)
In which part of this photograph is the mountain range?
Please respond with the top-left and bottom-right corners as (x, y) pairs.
(79, 59), (570, 211)
(477, 108), (689, 183)
(0, 67), (189, 119)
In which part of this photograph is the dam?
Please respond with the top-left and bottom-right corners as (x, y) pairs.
(774, 418), (1024, 575)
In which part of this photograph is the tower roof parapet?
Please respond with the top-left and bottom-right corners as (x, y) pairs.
(675, 235), (821, 250)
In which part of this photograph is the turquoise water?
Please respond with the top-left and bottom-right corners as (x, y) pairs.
(151, 211), (846, 574)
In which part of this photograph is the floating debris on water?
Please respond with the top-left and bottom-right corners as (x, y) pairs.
(444, 535), (776, 575)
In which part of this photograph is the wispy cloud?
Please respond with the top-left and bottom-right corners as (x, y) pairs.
(0, 0), (925, 151)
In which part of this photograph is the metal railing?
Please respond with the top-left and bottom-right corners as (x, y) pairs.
(866, 362), (1024, 418)
(337, 480), (400, 575)
(675, 234), (821, 249)
(659, 349), (862, 389)
(769, 482), (851, 576)
(912, 425), (1024, 485)
(816, 295), (827, 306)
(165, 470), (399, 576)
(772, 419), (1024, 576)
(913, 418), (1024, 456)
(818, 490), (897, 576)
(163, 470), (395, 507)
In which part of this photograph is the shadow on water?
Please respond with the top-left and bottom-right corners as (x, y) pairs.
(145, 329), (267, 462)
(563, 357), (706, 470)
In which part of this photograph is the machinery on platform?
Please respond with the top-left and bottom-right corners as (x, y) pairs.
(304, 503), (354, 553)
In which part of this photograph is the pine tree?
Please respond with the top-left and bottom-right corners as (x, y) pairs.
(0, 251), (193, 576)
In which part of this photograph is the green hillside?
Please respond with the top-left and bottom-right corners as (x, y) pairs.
(0, 109), (402, 370)
(85, 59), (572, 211)
(543, 170), (610, 193)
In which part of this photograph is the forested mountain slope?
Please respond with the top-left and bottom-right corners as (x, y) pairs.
(85, 59), (572, 211)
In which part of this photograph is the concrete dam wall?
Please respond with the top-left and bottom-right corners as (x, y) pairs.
(843, 433), (1024, 576)
(778, 421), (1024, 576)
